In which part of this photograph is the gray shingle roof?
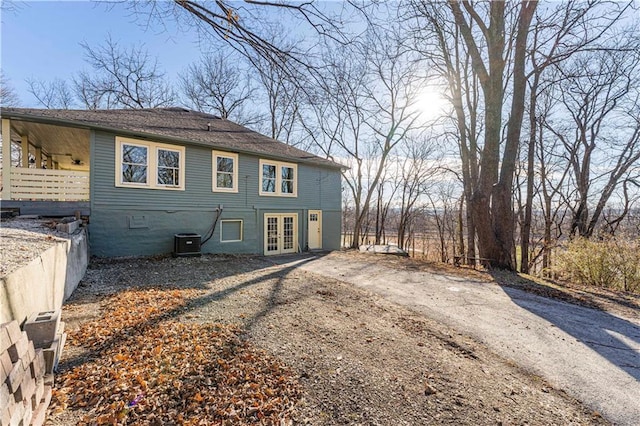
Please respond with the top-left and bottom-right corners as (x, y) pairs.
(0, 107), (342, 169)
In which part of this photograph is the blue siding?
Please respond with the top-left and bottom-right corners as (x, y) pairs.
(90, 131), (341, 256)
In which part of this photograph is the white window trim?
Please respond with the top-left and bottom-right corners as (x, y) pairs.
(117, 140), (149, 188)
(115, 136), (185, 191)
(259, 159), (298, 197)
(212, 151), (239, 193)
(156, 146), (183, 188)
(220, 219), (243, 243)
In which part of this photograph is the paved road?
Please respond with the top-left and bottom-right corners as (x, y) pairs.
(276, 254), (640, 425)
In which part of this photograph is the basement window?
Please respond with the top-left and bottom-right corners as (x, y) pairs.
(220, 220), (243, 242)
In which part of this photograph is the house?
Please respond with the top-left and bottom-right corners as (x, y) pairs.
(0, 107), (343, 257)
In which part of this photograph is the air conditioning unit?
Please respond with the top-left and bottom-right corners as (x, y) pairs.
(174, 233), (201, 257)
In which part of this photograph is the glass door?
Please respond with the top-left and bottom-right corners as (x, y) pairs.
(264, 213), (298, 255)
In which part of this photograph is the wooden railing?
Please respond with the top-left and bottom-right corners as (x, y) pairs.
(9, 167), (90, 201)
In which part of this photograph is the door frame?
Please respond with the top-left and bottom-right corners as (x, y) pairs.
(308, 210), (322, 250)
(263, 213), (298, 255)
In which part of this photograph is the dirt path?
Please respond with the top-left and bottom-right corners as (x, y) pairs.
(52, 254), (607, 425)
(282, 251), (640, 426)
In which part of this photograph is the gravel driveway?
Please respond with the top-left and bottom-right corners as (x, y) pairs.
(279, 252), (640, 426)
(53, 252), (609, 425)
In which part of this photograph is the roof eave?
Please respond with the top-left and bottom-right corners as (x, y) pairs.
(0, 109), (344, 170)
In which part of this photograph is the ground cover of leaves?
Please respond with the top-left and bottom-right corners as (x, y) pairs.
(48, 253), (609, 425)
(51, 288), (300, 425)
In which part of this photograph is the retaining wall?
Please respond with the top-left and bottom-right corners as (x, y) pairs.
(0, 229), (88, 324)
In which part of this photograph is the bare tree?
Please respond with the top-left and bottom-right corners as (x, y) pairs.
(394, 136), (441, 251)
(124, 0), (361, 86)
(519, 1), (634, 272)
(73, 36), (176, 109)
(410, 3), (482, 265)
(525, 85), (573, 275)
(547, 42), (640, 238)
(427, 180), (459, 263)
(305, 26), (426, 248)
(302, 41), (371, 247)
(245, 31), (304, 144)
(181, 51), (258, 125)
(601, 179), (640, 236)
(26, 78), (75, 109)
(1, 72), (20, 106)
(410, 1), (537, 269)
(373, 167), (395, 245)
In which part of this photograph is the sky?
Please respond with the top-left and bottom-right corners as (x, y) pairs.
(1, 1), (208, 107)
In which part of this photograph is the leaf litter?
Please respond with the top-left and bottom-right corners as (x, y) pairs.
(50, 288), (301, 425)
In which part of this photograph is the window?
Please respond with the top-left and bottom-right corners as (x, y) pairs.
(262, 163), (277, 193)
(116, 137), (185, 190)
(121, 143), (148, 184)
(220, 220), (243, 242)
(157, 148), (181, 187)
(212, 151), (238, 192)
(281, 165), (295, 194)
(259, 159), (297, 197)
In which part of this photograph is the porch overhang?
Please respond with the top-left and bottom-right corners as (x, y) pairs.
(2, 118), (90, 171)
(1, 117), (90, 203)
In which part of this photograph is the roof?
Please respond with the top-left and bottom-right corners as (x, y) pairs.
(0, 107), (343, 169)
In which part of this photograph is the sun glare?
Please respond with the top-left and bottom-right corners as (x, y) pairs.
(413, 85), (449, 122)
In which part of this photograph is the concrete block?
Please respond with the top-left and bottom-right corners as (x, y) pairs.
(41, 384), (52, 409)
(32, 350), (44, 379)
(0, 330), (9, 357)
(7, 332), (30, 363)
(0, 382), (10, 411)
(43, 374), (54, 387)
(0, 229), (88, 326)
(43, 332), (66, 375)
(29, 400), (47, 426)
(30, 379), (44, 408)
(22, 404), (33, 426)
(28, 357), (42, 381)
(8, 400), (24, 425)
(23, 311), (60, 349)
(1, 407), (10, 426)
(56, 219), (81, 234)
(0, 350), (12, 381)
(42, 346), (56, 376)
(14, 372), (36, 405)
(5, 361), (25, 393)
(20, 341), (36, 373)
(1, 321), (22, 348)
(57, 331), (66, 358)
(1, 323), (12, 353)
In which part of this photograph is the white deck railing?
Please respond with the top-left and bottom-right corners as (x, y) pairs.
(10, 167), (90, 201)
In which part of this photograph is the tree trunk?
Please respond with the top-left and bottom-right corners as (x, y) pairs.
(457, 195), (465, 263)
(450, 0), (537, 270)
(520, 73), (540, 273)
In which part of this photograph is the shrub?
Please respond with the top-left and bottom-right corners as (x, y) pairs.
(555, 236), (640, 293)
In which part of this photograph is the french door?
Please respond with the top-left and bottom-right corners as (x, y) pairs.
(264, 213), (298, 255)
